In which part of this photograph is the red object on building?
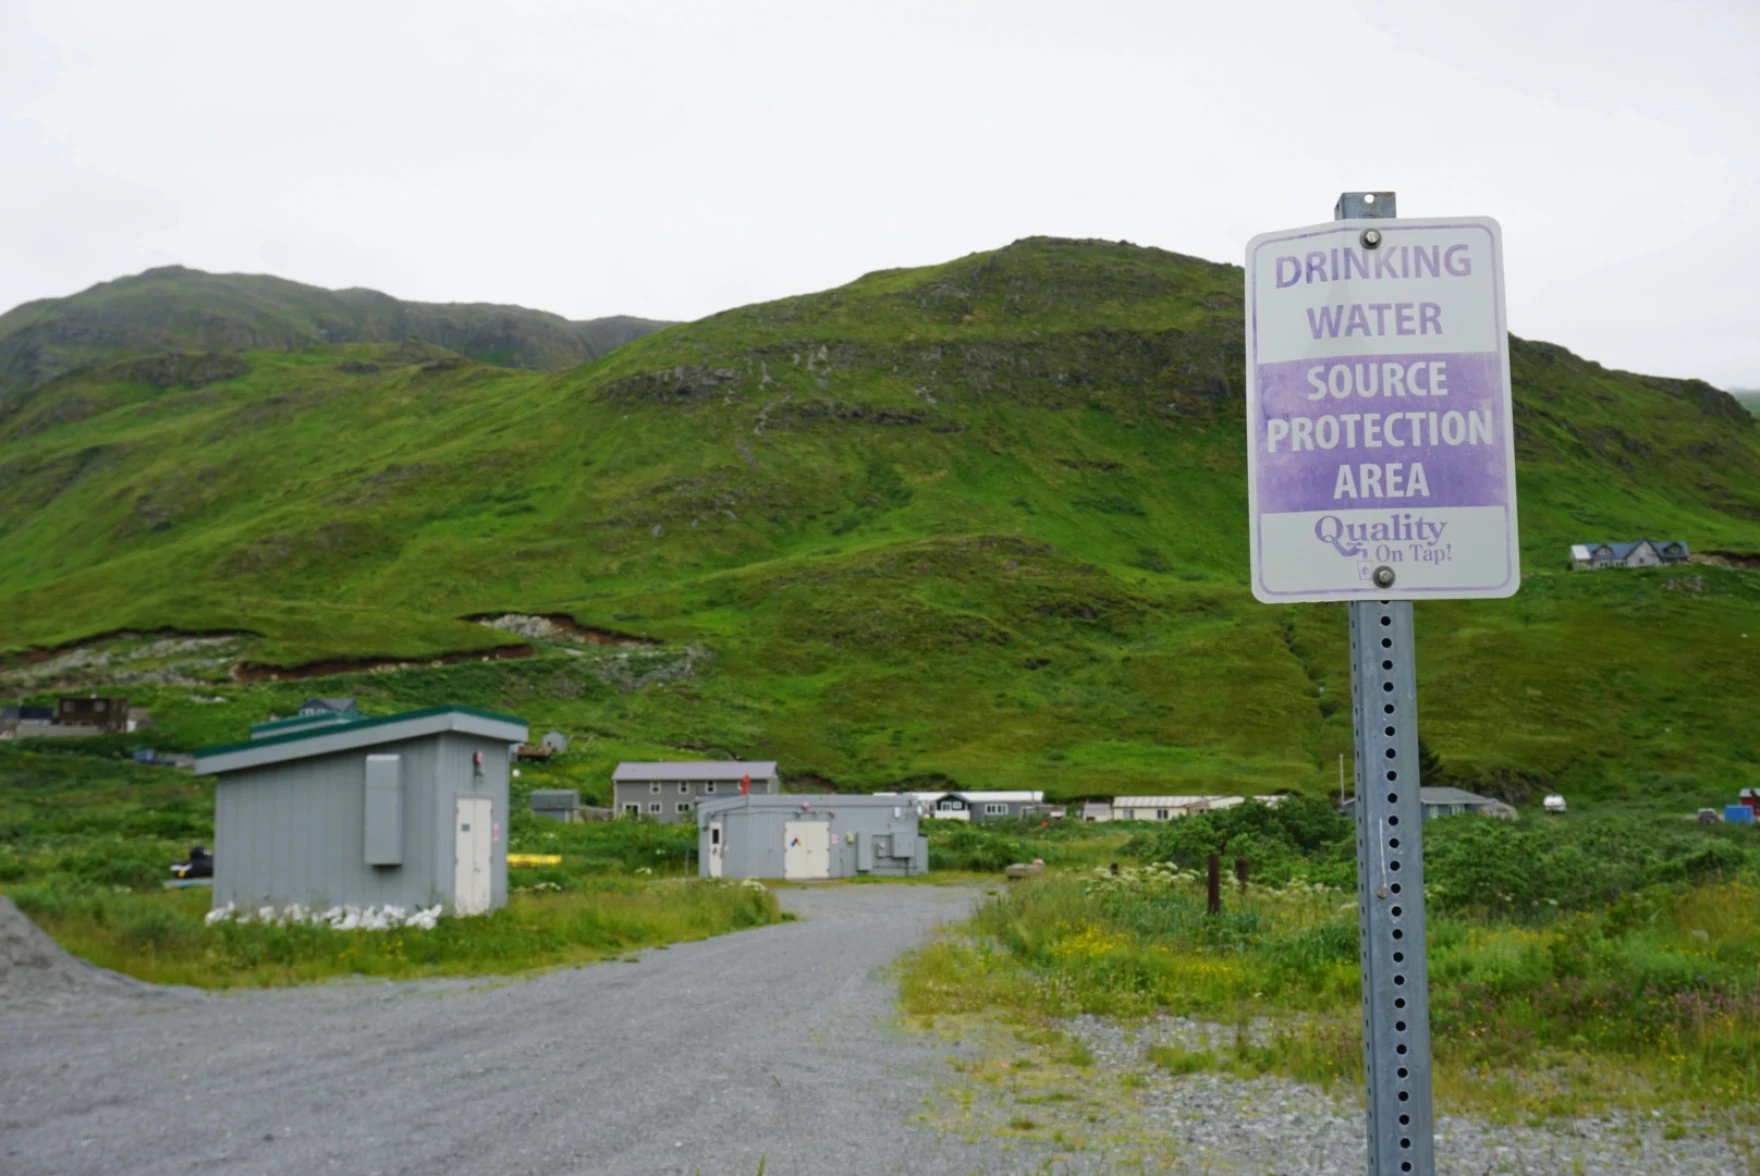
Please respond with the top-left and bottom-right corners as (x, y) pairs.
(1741, 788), (1759, 813)
(740, 774), (751, 796)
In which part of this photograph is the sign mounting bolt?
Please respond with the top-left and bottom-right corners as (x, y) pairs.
(1373, 565), (1397, 588)
(1360, 228), (1383, 250)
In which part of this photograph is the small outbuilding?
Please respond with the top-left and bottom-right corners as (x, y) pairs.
(697, 794), (928, 881)
(194, 705), (527, 916)
(1080, 800), (1114, 823)
(529, 789), (580, 822)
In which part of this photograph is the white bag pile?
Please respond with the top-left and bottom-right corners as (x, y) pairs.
(205, 902), (444, 930)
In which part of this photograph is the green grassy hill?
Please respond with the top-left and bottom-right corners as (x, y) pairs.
(2, 238), (1757, 807)
(1734, 390), (1760, 417)
(0, 265), (672, 406)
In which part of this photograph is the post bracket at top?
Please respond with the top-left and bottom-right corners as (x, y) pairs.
(1335, 191), (1398, 219)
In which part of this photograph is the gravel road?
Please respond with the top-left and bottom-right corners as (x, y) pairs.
(9, 887), (1751, 1176)
(2, 885), (1057, 1176)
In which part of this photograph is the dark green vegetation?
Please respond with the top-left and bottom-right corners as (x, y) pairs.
(0, 264), (670, 405)
(0, 741), (777, 986)
(903, 810), (1760, 1116)
(2, 238), (1758, 804)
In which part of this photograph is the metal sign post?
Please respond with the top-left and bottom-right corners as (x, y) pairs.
(1243, 191), (1520, 1174)
(1340, 192), (1434, 1176)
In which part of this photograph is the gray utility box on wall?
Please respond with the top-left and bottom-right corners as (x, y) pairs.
(194, 705), (528, 915)
(696, 794), (929, 881)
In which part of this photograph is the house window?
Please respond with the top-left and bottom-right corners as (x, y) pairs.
(1156, 809), (1170, 821)
(648, 802), (662, 814)
(704, 782), (717, 794)
(938, 800), (963, 810)
(677, 802), (693, 814)
(984, 803), (1008, 815)
(623, 803), (640, 817)
(680, 782), (691, 794)
(649, 782), (661, 795)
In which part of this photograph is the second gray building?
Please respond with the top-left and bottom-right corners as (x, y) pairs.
(697, 794), (928, 881)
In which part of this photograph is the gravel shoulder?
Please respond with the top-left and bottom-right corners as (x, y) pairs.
(916, 1011), (1760, 1175)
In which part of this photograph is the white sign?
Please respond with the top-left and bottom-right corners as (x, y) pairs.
(1245, 216), (1519, 603)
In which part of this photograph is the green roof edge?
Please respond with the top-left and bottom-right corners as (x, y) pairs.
(197, 704), (527, 760)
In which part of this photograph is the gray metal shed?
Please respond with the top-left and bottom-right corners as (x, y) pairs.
(697, 794), (928, 881)
(194, 705), (527, 915)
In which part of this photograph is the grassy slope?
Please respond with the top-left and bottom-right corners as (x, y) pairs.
(1, 238), (1757, 804)
(0, 265), (672, 401)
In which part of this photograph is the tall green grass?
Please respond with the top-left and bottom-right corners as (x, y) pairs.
(902, 859), (1760, 1115)
(11, 878), (780, 988)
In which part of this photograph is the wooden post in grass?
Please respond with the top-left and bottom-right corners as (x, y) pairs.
(1206, 854), (1221, 915)
(1234, 857), (1249, 891)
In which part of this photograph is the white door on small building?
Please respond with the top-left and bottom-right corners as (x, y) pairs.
(708, 821), (724, 878)
(783, 821), (830, 880)
(454, 796), (493, 915)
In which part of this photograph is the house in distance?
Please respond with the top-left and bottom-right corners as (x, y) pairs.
(1340, 786), (1516, 822)
(298, 697), (359, 717)
(1569, 539), (1690, 570)
(886, 790), (1046, 820)
(613, 761), (779, 822)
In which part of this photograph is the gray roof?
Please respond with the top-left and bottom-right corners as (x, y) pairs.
(696, 793), (913, 817)
(299, 697), (358, 712)
(613, 761), (778, 783)
(1417, 786), (1500, 806)
(195, 705), (527, 775)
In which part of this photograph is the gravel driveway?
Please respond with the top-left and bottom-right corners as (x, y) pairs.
(1, 884), (1058, 1176)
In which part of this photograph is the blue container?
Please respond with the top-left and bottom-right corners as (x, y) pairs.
(131, 749), (156, 763)
(1725, 805), (1754, 824)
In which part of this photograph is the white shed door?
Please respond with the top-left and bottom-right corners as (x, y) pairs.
(708, 821), (724, 878)
(783, 821), (829, 880)
(454, 797), (493, 915)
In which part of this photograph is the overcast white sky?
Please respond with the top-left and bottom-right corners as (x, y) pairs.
(3, 0), (1756, 386)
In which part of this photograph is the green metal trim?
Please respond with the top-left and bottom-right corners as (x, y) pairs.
(197, 704), (527, 759)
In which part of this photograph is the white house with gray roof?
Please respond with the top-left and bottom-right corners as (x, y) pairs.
(1569, 539), (1690, 570)
(883, 790), (1045, 821)
(612, 761), (779, 822)
(194, 705), (527, 916)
